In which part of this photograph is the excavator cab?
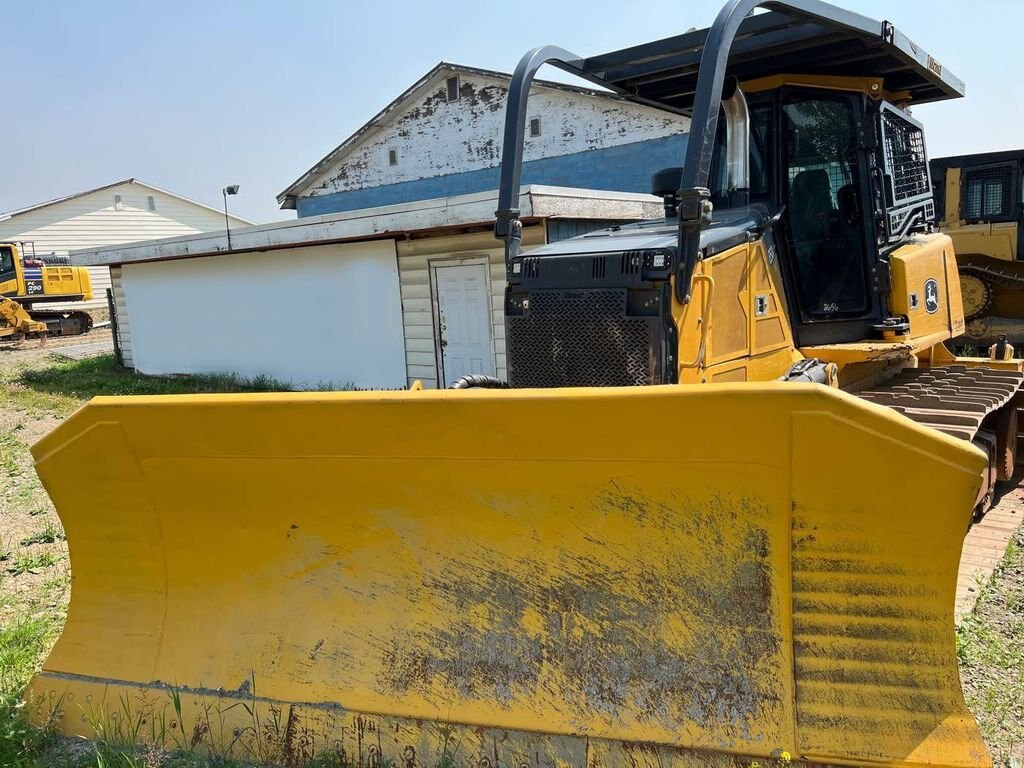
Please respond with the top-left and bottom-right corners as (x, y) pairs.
(25, 3), (1016, 768)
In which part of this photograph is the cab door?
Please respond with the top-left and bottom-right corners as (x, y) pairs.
(777, 90), (882, 346)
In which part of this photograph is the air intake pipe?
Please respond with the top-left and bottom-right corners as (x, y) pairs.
(721, 76), (750, 208)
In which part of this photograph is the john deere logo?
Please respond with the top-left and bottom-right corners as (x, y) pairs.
(924, 278), (939, 314)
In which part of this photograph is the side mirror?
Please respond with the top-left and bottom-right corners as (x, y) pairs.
(651, 167), (684, 218)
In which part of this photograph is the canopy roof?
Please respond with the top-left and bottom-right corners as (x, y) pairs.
(558, 3), (964, 113)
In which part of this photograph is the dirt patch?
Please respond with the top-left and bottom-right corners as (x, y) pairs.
(0, 326), (113, 364)
(377, 491), (782, 738)
(0, 400), (70, 631)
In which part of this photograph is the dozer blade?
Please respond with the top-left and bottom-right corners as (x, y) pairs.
(28, 385), (992, 767)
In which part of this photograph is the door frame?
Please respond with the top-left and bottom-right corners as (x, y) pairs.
(428, 254), (497, 388)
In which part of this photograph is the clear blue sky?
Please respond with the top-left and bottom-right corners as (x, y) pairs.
(4, 1), (1021, 223)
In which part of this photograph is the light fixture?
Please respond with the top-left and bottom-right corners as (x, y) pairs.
(222, 185), (240, 249)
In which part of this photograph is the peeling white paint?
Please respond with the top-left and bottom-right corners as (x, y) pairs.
(303, 73), (689, 197)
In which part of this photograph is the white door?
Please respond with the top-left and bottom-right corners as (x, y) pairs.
(434, 262), (495, 387)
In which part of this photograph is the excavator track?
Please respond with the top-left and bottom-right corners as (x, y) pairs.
(28, 309), (93, 337)
(855, 365), (1024, 510)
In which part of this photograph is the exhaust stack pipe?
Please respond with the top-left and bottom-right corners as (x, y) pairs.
(721, 76), (750, 207)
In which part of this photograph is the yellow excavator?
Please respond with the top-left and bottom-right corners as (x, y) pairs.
(932, 150), (1024, 347)
(0, 241), (94, 338)
(23, 3), (1021, 767)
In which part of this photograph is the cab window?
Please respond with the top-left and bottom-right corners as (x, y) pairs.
(963, 163), (1017, 222)
(0, 246), (15, 280)
(707, 103), (772, 209)
(749, 104), (773, 202)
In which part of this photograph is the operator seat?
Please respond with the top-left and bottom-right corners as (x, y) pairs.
(788, 168), (838, 309)
(788, 169), (835, 252)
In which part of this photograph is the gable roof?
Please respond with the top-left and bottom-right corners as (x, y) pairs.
(276, 61), (637, 209)
(0, 178), (254, 225)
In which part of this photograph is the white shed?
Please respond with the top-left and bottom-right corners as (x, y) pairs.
(0, 179), (252, 311)
(74, 186), (662, 389)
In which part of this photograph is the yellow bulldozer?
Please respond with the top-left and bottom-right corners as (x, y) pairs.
(23, 2), (1023, 767)
(0, 241), (94, 338)
(931, 150), (1024, 348)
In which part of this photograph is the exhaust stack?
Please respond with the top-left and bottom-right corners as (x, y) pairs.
(722, 76), (750, 207)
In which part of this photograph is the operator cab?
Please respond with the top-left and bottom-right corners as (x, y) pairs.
(653, 87), (887, 345)
(695, 86), (930, 346)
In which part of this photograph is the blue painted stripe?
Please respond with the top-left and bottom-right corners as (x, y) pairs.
(296, 134), (688, 218)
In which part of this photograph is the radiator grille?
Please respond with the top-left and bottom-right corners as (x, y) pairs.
(507, 289), (657, 388)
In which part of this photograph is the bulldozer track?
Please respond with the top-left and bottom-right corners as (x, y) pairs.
(960, 262), (1024, 292)
(958, 263), (1024, 337)
(856, 365), (1023, 442)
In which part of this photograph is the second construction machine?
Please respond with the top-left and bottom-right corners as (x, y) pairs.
(24, 2), (1024, 768)
(932, 150), (1024, 347)
(0, 241), (94, 338)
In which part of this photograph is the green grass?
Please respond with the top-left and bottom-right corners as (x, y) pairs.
(956, 530), (1024, 764)
(0, 613), (57, 767)
(0, 355), (293, 418)
(21, 524), (63, 547)
(4, 553), (58, 577)
(0, 432), (21, 476)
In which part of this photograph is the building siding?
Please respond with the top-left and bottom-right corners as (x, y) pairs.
(395, 226), (546, 388)
(297, 134), (688, 217)
(0, 182), (248, 310)
(119, 241), (405, 388)
(110, 266), (133, 367)
(292, 70), (688, 217)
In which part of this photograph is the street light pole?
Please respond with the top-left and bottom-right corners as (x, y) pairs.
(222, 185), (239, 250)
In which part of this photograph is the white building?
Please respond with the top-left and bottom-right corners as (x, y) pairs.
(277, 63), (689, 217)
(73, 187), (663, 389)
(0, 179), (252, 310)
